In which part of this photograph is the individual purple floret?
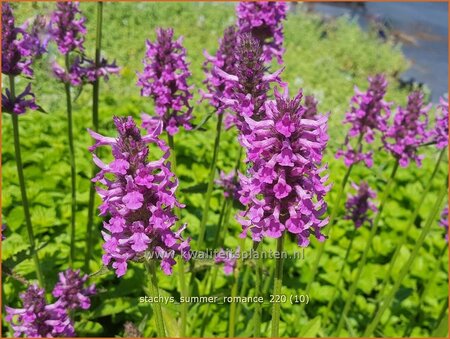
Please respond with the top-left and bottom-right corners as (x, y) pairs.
(237, 87), (330, 246)
(137, 28), (193, 136)
(439, 206), (448, 242)
(236, 1), (287, 64)
(2, 83), (39, 115)
(215, 248), (240, 275)
(2, 2), (33, 77)
(201, 26), (238, 114)
(344, 182), (378, 228)
(383, 90), (431, 167)
(89, 116), (190, 277)
(215, 170), (241, 200)
(78, 57), (121, 84)
(53, 56), (120, 86)
(432, 97), (448, 149)
(52, 269), (96, 310)
(5, 284), (75, 338)
(336, 74), (391, 168)
(216, 33), (284, 140)
(50, 2), (86, 55)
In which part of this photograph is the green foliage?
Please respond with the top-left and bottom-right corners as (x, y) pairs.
(2, 2), (447, 338)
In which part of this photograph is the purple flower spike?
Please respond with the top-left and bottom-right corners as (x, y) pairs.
(215, 248), (240, 275)
(2, 223), (6, 240)
(5, 284), (75, 338)
(237, 87), (330, 247)
(440, 206), (448, 242)
(215, 170), (242, 200)
(2, 3), (34, 77)
(52, 269), (96, 311)
(216, 33), (284, 139)
(50, 2), (86, 55)
(432, 97), (448, 149)
(344, 182), (378, 228)
(236, 1), (287, 64)
(383, 90), (431, 167)
(137, 28), (193, 136)
(201, 26), (238, 114)
(336, 74), (391, 168)
(89, 116), (190, 277)
(22, 14), (51, 58)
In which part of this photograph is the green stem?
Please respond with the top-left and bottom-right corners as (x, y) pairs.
(335, 160), (399, 336)
(253, 241), (262, 337)
(403, 243), (447, 337)
(363, 181), (447, 337)
(432, 298), (449, 337)
(167, 135), (190, 336)
(213, 197), (230, 248)
(323, 229), (356, 325)
(375, 148), (446, 303)
(166, 134), (187, 337)
(228, 237), (244, 337)
(271, 233), (285, 337)
(9, 75), (44, 288)
(145, 262), (166, 337)
(198, 201), (231, 336)
(85, 1), (104, 272)
(198, 113), (223, 248)
(199, 264), (219, 337)
(64, 54), (76, 266)
(301, 162), (354, 311)
(302, 129), (363, 301)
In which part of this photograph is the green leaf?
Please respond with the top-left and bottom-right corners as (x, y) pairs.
(75, 320), (104, 336)
(298, 316), (322, 337)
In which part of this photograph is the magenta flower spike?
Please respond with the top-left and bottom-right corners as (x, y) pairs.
(2, 3), (41, 115)
(22, 14), (51, 58)
(237, 87), (330, 247)
(215, 248), (240, 275)
(336, 74), (391, 168)
(89, 116), (190, 277)
(52, 269), (96, 310)
(440, 206), (448, 242)
(344, 182), (378, 228)
(138, 28), (193, 136)
(2, 3), (33, 77)
(383, 90), (431, 167)
(5, 284), (75, 338)
(201, 26), (238, 114)
(216, 33), (284, 140)
(236, 1), (287, 64)
(432, 97), (448, 149)
(50, 2), (86, 55)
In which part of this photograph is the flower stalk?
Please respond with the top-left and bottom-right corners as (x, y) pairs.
(323, 229), (356, 324)
(253, 241), (262, 337)
(271, 232), (285, 337)
(198, 112), (223, 248)
(85, 1), (104, 271)
(363, 181), (447, 336)
(335, 160), (399, 335)
(63, 53), (77, 266)
(145, 261), (166, 338)
(375, 147), (446, 305)
(167, 134), (188, 337)
(9, 75), (44, 288)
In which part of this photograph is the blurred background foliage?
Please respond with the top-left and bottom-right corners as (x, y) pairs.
(2, 2), (447, 337)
